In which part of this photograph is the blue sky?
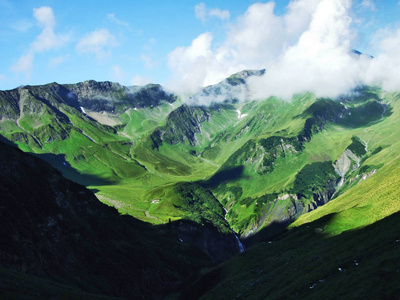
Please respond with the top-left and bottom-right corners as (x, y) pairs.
(0, 0), (400, 94)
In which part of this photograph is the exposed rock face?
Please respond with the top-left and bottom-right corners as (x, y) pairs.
(0, 81), (176, 151)
(67, 81), (177, 113)
(225, 69), (266, 86)
(188, 69), (265, 105)
(334, 149), (361, 177)
(243, 140), (367, 240)
(308, 179), (339, 210)
(148, 69), (266, 148)
(151, 104), (210, 148)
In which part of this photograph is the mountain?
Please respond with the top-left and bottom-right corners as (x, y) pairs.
(0, 138), (216, 299)
(0, 72), (400, 298)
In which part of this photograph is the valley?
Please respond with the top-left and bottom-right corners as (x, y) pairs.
(1, 71), (400, 299)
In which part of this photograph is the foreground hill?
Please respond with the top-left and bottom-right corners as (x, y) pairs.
(182, 207), (400, 299)
(0, 138), (213, 299)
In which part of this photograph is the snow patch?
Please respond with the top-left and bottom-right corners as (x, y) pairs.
(236, 109), (248, 119)
(340, 102), (348, 110)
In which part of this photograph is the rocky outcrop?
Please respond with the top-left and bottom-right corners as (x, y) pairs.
(67, 80), (177, 113)
(188, 69), (265, 105)
(334, 149), (361, 177)
(220, 135), (302, 175)
(151, 104), (210, 148)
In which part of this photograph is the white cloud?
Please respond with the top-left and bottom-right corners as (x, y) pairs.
(10, 7), (68, 77)
(131, 75), (153, 86)
(169, 1), (319, 93)
(169, 0), (400, 100)
(195, 2), (230, 22)
(76, 29), (118, 59)
(249, 0), (364, 99)
(362, 27), (400, 90)
(48, 55), (69, 68)
(33, 6), (55, 28)
(107, 13), (130, 28)
(30, 7), (68, 52)
(249, 0), (400, 99)
(359, 0), (376, 11)
(140, 54), (156, 69)
(111, 65), (124, 82)
(10, 19), (33, 33)
(168, 32), (235, 92)
(10, 52), (34, 77)
(195, 3), (207, 22)
(209, 7), (230, 20)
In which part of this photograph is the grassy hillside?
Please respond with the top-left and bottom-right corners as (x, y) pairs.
(0, 79), (398, 241)
(181, 207), (400, 299)
(176, 90), (400, 299)
(291, 91), (400, 234)
(1, 76), (400, 299)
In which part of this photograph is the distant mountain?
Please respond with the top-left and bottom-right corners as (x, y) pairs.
(64, 80), (177, 113)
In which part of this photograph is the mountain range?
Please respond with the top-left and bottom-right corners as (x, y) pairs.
(0, 70), (399, 298)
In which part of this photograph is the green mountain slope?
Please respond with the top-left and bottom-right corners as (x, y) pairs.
(176, 89), (400, 299)
(0, 75), (397, 243)
(1, 71), (400, 299)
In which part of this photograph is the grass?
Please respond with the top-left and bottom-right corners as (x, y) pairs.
(182, 209), (400, 299)
(0, 267), (120, 300)
(289, 91), (400, 234)
(1, 84), (400, 238)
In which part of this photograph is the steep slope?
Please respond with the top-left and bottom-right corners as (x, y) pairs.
(181, 208), (400, 299)
(178, 90), (400, 299)
(195, 87), (386, 237)
(0, 82), (158, 184)
(0, 139), (213, 299)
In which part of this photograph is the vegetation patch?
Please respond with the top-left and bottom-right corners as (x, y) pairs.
(292, 161), (338, 199)
(347, 136), (367, 156)
(174, 183), (232, 234)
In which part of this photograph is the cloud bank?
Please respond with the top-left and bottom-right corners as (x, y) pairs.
(169, 0), (400, 100)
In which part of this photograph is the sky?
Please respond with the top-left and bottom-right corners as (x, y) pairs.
(1, 0), (400, 99)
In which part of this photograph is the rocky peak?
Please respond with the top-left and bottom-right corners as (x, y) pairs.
(226, 69), (265, 86)
(65, 80), (176, 113)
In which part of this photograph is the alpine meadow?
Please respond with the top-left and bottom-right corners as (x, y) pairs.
(1, 0), (400, 299)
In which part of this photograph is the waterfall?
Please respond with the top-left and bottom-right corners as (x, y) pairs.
(225, 209), (245, 253)
(235, 234), (245, 253)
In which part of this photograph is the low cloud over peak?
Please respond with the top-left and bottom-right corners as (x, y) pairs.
(168, 0), (400, 100)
